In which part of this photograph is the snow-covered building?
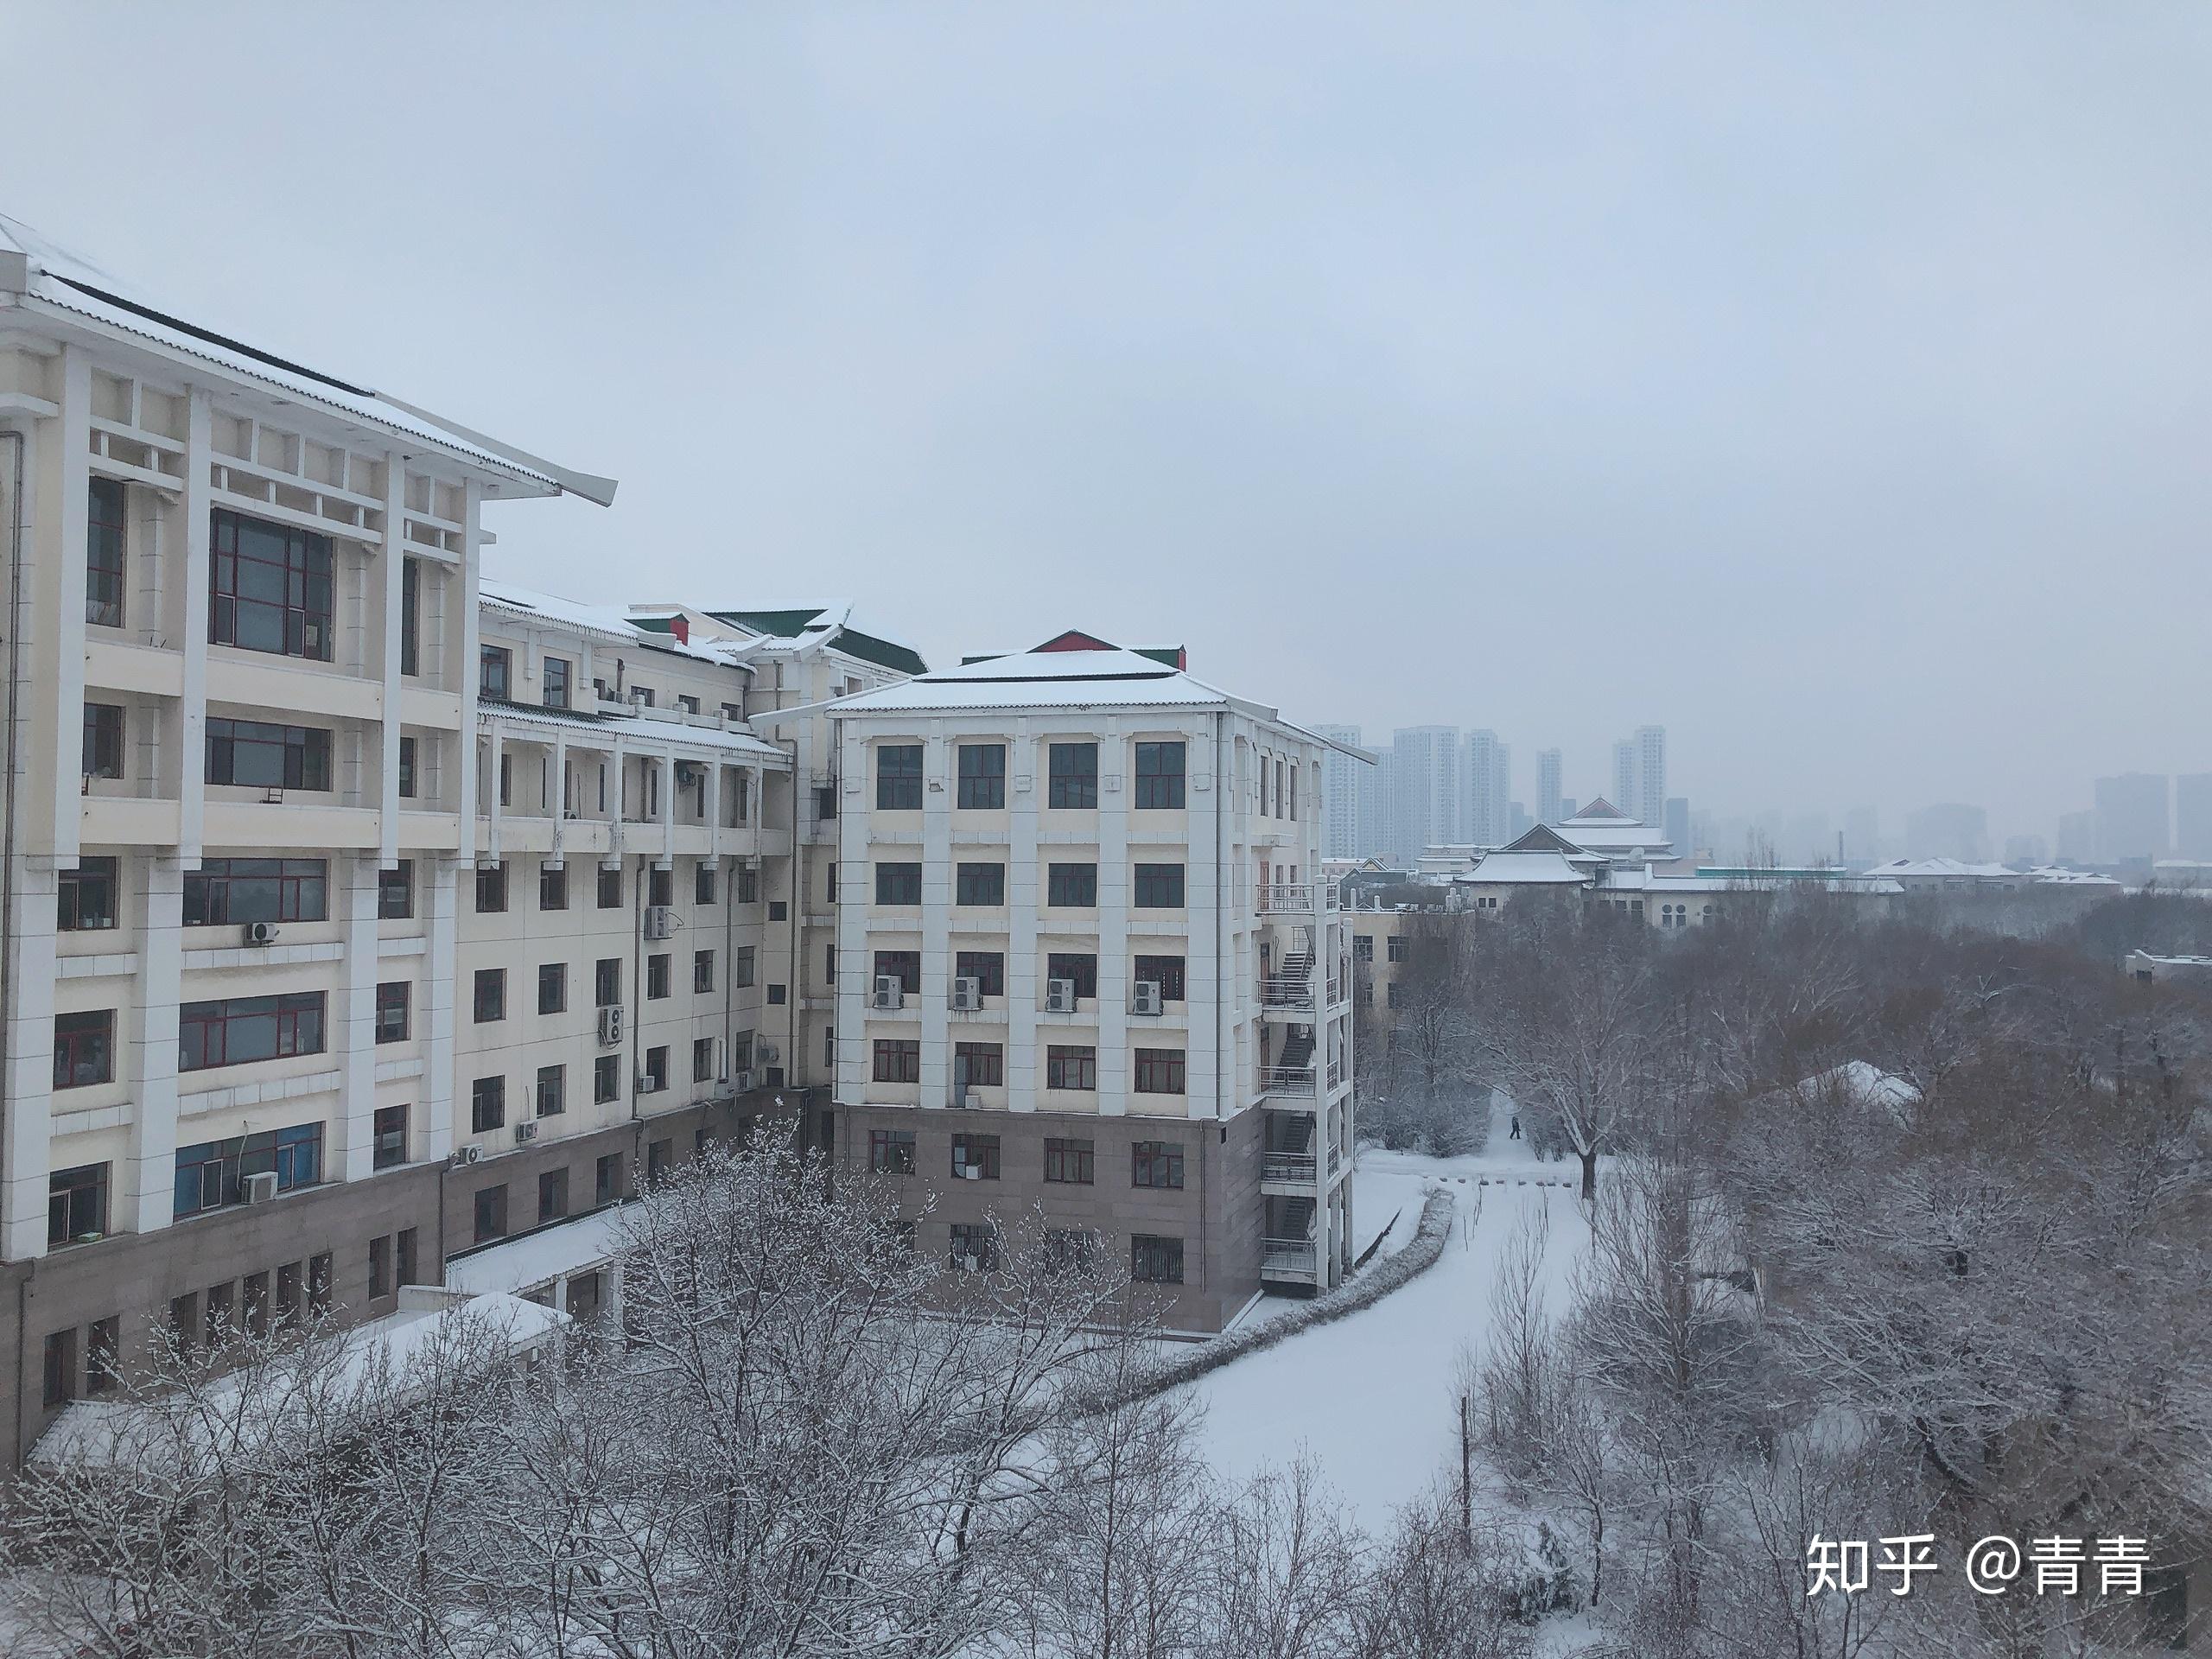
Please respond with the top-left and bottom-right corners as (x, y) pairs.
(758, 630), (1366, 1330)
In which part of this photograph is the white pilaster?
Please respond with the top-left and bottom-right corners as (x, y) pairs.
(121, 854), (184, 1233)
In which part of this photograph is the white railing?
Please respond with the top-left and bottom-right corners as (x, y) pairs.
(1261, 1065), (1317, 1098)
(1259, 976), (1315, 1009)
(1325, 977), (1343, 1007)
(1262, 1152), (1318, 1184)
(1256, 883), (1315, 914)
(1262, 1238), (1319, 1277)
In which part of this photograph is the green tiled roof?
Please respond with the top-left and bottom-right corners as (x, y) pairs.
(706, 610), (927, 677)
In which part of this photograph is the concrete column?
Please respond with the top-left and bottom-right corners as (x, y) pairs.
(377, 453), (404, 869)
(656, 753), (674, 870)
(121, 853), (184, 1234)
(1096, 716), (1128, 1115)
(332, 854), (381, 1179)
(454, 480), (481, 834)
(420, 855), (461, 1160)
(0, 861), (60, 1258)
(1007, 717), (1037, 1111)
(918, 732), (950, 1109)
(703, 760), (722, 858)
(1189, 713), (1223, 1120)
(48, 350), (92, 866)
(834, 722), (864, 1101)
(177, 390), (212, 863)
(550, 728), (569, 867)
(486, 721), (505, 864)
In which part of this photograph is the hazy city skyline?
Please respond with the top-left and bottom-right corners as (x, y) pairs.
(4, 4), (2207, 835)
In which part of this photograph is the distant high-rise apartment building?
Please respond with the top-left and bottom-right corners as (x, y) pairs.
(1560, 797), (1579, 823)
(1611, 726), (1666, 823)
(2003, 834), (2050, 866)
(1662, 798), (1690, 860)
(2056, 810), (2096, 865)
(1390, 726), (1460, 864)
(1462, 729), (1512, 848)
(1841, 807), (1880, 867)
(1312, 724), (1365, 860)
(1535, 749), (1563, 825)
(1905, 803), (1989, 862)
(2094, 772), (2170, 862)
(2176, 774), (2212, 861)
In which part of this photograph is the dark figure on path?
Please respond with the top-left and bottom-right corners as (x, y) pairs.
(1510, 1114), (1522, 1140)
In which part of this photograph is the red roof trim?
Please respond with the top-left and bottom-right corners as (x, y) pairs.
(1033, 629), (1119, 654)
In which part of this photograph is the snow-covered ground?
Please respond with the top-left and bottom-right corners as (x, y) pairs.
(1189, 1097), (1591, 1529)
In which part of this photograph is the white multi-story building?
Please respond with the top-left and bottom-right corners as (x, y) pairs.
(1463, 728), (1511, 849)
(0, 213), (620, 1455)
(1535, 748), (1563, 826)
(1311, 723), (1364, 860)
(1611, 724), (1666, 824)
(1389, 725), (1459, 868)
(760, 632), (1362, 1332)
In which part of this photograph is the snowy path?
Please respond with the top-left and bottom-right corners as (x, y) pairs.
(1189, 1100), (1590, 1529)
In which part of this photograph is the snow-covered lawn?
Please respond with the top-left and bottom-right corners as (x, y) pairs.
(1189, 1099), (1590, 1529)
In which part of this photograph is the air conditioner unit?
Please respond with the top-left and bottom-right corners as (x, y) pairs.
(242, 1171), (279, 1204)
(1045, 978), (1077, 1013)
(960, 1165), (982, 1180)
(755, 1041), (779, 1065)
(243, 920), (280, 946)
(950, 976), (982, 1011)
(951, 1084), (970, 1109)
(873, 976), (905, 1011)
(636, 1073), (663, 1096)
(642, 906), (677, 940)
(731, 1068), (756, 1095)
(597, 1006), (624, 1046)
(961, 1254), (981, 1271)
(1132, 980), (1165, 1016)
(454, 1144), (483, 1166)
(674, 761), (702, 785)
(514, 1121), (539, 1144)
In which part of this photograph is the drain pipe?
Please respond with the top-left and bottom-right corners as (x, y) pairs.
(2, 426), (28, 1465)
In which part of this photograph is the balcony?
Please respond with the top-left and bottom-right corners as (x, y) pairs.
(1259, 975), (1315, 1011)
(1256, 883), (1314, 914)
(1262, 1151), (1318, 1188)
(1261, 1064), (1317, 1100)
(1261, 1238), (1319, 1282)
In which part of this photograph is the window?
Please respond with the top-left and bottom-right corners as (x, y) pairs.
(595, 957), (622, 1007)
(308, 1252), (332, 1315)
(397, 1227), (420, 1287)
(677, 694), (700, 715)
(538, 1168), (569, 1224)
(956, 861), (1005, 906)
(824, 861), (835, 904)
(474, 968), (506, 1023)
(184, 858), (327, 925)
(375, 982), (410, 1043)
(647, 1138), (671, 1184)
(474, 1184), (508, 1244)
(372, 1104), (408, 1170)
(950, 1223), (998, 1272)
(595, 1152), (624, 1205)
(647, 954), (671, 1000)
(180, 992), (325, 1071)
(873, 1039), (921, 1084)
(1048, 741), (1097, 808)
(538, 963), (567, 1014)
(1046, 1045), (1097, 1091)
(649, 866), (673, 907)
(1132, 1235), (1185, 1284)
(41, 1329), (75, 1408)
(594, 1054), (620, 1103)
(54, 1010), (114, 1088)
(58, 859), (118, 931)
(1388, 934), (1408, 963)
(740, 864), (761, 904)
(1133, 863), (1185, 908)
(173, 1123), (323, 1217)
(1133, 1140), (1185, 1188)
(480, 645), (512, 700)
(539, 863), (569, 910)
(378, 861), (414, 919)
(1387, 982), (1403, 1009)
(768, 899), (786, 921)
(1046, 1230), (1100, 1274)
(543, 657), (572, 709)
(1046, 952), (1098, 999)
(82, 702), (124, 780)
(825, 1023), (836, 1066)
(876, 744), (924, 810)
(393, 734), (422, 804)
(693, 950), (715, 994)
(471, 1077), (505, 1135)
(213, 715), (337, 791)
(209, 507), (334, 660)
(766, 983), (786, 1005)
(86, 476), (125, 627)
(498, 752), (512, 808)
(952, 1042), (1003, 1087)
(957, 743), (1006, 809)
(1134, 954), (1186, 1001)
(955, 950), (1005, 996)
(1047, 863), (1097, 907)
(1134, 741), (1186, 809)
(875, 862), (922, 905)
(692, 1037), (715, 1083)
(597, 867), (622, 909)
(1134, 1049), (1186, 1095)
(869, 1129), (916, 1174)
(735, 945), (757, 988)
(1354, 934), (1373, 961)
(643, 1047), (668, 1092)
(475, 861), (508, 913)
(695, 863), (717, 906)
(1044, 1138), (1094, 1185)
(48, 1163), (107, 1248)
(370, 1234), (392, 1300)
(537, 1065), (566, 1118)
(399, 556), (420, 677)
(951, 1134), (1001, 1179)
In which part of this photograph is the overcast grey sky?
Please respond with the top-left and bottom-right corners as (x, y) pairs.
(5, 3), (2207, 841)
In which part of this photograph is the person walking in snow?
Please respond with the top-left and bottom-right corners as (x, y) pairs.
(1510, 1113), (1522, 1140)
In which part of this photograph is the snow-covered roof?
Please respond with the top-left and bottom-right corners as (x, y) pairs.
(2029, 866), (2121, 887)
(1601, 868), (1904, 896)
(446, 1205), (633, 1298)
(1562, 799), (1640, 827)
(1461, 850), (1591, 886)
(31, 1290), (566, 1470)
(1861, 857), (2022, 882)
(1, 213), (614, 506)
(1789, 1061), (1921, 1128)
(479, 697), (786, 761)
